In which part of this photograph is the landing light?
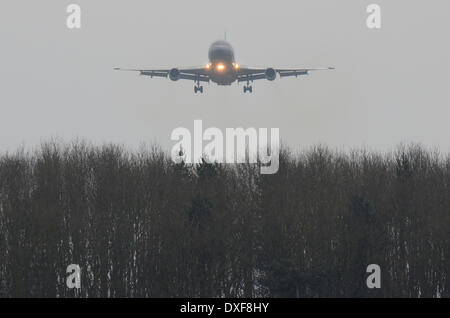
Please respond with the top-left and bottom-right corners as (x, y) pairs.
(233, 63), (240, 69)
(216, 63), (225, 71)
(205, 63), (212, 69)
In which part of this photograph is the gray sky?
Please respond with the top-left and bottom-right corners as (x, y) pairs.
(1, 0), (449, 153)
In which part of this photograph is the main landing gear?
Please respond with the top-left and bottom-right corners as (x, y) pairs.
(194, 77), (203, 94)
(243, 77), (253, 93)
(194, 85), (203, 93)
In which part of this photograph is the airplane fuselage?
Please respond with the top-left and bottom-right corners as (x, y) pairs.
(206, 40), (239, 85)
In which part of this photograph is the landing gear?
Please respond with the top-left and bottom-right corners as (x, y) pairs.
(194, 76), (203, 94)
(194, 85), (203, 93)
(243, 77), (253, 93)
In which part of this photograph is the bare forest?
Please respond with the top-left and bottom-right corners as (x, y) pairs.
(0, 142), (449, 297)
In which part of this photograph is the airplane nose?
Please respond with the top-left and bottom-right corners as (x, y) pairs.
(216, 63), (226, 71)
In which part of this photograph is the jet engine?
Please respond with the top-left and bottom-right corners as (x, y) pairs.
(169, 68), (181, 81)
(265, 68), (277, 81)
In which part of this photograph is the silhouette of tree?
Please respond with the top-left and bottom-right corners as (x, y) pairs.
(0, 142), (448, 297)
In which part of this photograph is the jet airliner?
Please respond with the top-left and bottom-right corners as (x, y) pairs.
(114, 39), (334, 93)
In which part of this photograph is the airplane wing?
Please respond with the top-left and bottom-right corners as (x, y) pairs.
(236, 67), (334, 82)
(113, 67), (210, 82)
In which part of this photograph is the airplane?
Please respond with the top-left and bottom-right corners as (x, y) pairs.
(114, 39), (334, 93)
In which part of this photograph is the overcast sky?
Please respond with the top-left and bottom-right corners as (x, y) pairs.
(1, 0), (449, 153)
